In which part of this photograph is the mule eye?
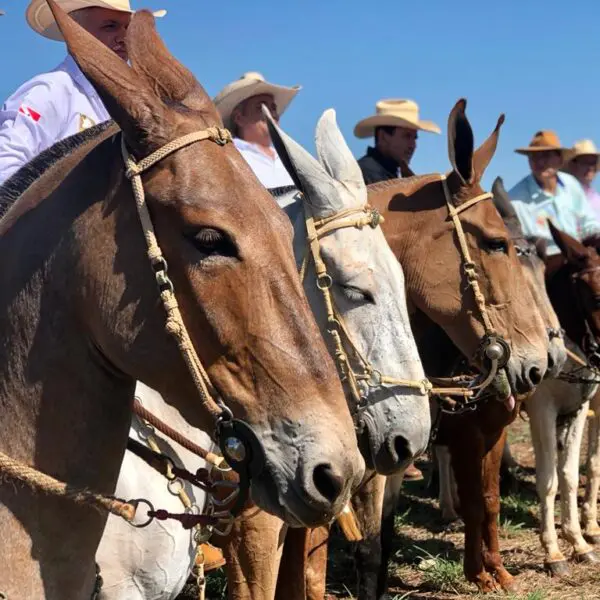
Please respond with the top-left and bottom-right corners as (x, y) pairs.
(593, 296), (600, 310)
(188, 227), (237, 259)
(340, 284), (374, 304)
(484, 238), (509, 254)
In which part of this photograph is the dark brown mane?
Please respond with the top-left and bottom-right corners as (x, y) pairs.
(0, 122), (118, 233)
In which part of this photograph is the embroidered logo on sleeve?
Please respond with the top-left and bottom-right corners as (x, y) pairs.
(79, 114), (95, 131)
(18, 105), (42, 122)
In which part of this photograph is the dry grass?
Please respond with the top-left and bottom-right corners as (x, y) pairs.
(181, 417), (600, 600)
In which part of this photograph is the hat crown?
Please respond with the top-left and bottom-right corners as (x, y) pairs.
(240, 72), (266, 83)
(375, 99), (419, 118)
(572, 139), (599, 155)
(529, 130), (562, 149)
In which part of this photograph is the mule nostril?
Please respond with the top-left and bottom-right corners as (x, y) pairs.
(547, 353), (555, 373)
(312, 463), (344, 503)
(393, 435), (412, 465)
(529, 366), (543, 385)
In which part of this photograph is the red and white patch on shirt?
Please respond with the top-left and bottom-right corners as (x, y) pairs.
(18, 105), (41, 122)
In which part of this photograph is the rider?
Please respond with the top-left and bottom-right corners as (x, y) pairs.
(354, 98), (441, 185)
(562, 139), (600, 220)
(354, 98), (440, 482)
(213, 72), (300, 188)
(0, 0), (165, 185)
(508, 130), (600, 255)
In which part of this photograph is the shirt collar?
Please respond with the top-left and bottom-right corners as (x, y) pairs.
(526, 172), (565, 199)
(366, 146), (399, 176)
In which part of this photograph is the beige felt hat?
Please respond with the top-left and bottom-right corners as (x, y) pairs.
(514, 130), (568, 156)
(213, 72), (301, 129)
(26, 0), (166, 41)
(564, 139), (600, 170)
(354, 99), (441, 138)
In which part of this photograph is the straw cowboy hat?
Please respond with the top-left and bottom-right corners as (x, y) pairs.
(354, 99), (441, 139)
(564, 139), (600, 170)
(26, 0), (166, 41)
(214, 72), (301, 130)
(514, 130), (568, 157)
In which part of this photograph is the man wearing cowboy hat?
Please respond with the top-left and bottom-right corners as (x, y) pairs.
(354, 99), (441, 185)
(213, 72), (300, 189)
(508, 130), (600, 256)
(0, 0), (166, 185)
(562, 140), (600, 219)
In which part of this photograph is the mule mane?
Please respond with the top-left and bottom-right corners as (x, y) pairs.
(0, 121), (115, 221)
(367, 173), (443, 197)
(0, 121), (115, 220)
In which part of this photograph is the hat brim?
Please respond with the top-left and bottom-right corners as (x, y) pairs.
(214, 80), (301, 130)
(26, 0), (166, 41)
(564, 150), (600, 170)
(354, 114), (441, 138)
(515, 146), (568, 156)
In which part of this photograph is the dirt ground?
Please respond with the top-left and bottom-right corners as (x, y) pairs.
(181, 415), (600, 600)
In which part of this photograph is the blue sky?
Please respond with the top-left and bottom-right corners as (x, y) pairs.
(1, 0), (599, 191)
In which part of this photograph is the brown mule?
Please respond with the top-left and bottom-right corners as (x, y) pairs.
(0, 4), (363, 599)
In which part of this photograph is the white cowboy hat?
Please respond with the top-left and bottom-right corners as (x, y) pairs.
(213, 72), (301, 130)
(564, 139), (600, 170)
(354, 99), (441, 138)
(26, 0), (166, 41)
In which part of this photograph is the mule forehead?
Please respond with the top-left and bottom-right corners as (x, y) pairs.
(151, 143), (294, 242)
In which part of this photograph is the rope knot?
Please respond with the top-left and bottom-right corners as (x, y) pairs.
(209, 127), (232, 146)
(166, 318), (182, 337)
(125, 165), (140, 180)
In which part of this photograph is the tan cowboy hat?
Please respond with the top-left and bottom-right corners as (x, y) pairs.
(514, 130), (568, 156)
(354, 99), (441, 139)
(213, 72), (301, 130)
(26, 0), (166, 41)
(564, 139), (600, 170)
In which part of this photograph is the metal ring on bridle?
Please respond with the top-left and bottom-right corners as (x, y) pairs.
(128, 498), (155, 529)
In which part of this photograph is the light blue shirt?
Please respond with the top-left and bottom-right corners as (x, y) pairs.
(508, 172), (600, 255)
(234, 137), (294, 189)
(0, 55), (110, 185)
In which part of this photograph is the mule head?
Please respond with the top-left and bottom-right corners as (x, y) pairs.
(493, 178), (566, 377)
(446, 101), (549, 394)
(266, 108), (431, 475)
(377, 100), (549, 398)
(548, 222), (600, 349)
(48, 0), (364, 526)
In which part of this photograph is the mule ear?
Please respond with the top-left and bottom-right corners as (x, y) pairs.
(264, 106), (344, 216)
(315, 109), (366, 205)
(447, 98), (474, 184)
(549, 220), (589, 263)
(48, 0), (161, 152)
(472, 115), (504, 182)
(398, 158), (416, 178)
(127, 10), (210, 113)
(492, 176), (518, 221)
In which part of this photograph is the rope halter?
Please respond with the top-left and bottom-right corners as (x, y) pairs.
(300, 197), (477, 415)
(438, 175), (511, 393)
(121, 127), (264, 477)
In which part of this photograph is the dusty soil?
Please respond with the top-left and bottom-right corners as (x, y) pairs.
(181, 416), (600, 600)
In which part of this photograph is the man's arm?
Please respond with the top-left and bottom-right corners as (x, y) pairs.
(0, 79), (64, 185)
